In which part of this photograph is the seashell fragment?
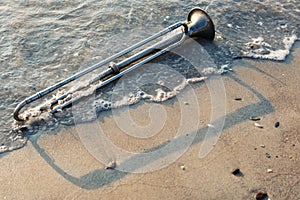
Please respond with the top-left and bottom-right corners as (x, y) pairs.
(207, 124), (215, 128)
(105, 160), (116, 170)
(254, 122), (263, 128)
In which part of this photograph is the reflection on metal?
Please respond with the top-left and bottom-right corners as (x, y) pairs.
(13, 8), (215, 121)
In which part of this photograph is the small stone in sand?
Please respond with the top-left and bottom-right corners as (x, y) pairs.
(274, 122), (280, 128)
(180, 165), (186, 171)
(250, 116), (261, 121)
(265, 153), (271, 158)
(254, 122), (264, 128)
(267, 169), (273, 173)
(184, 102), (189, 105)
(231, 168), (242, 176)
(105, 160), (116, 170)
(255, 192), (269, 200)
(234, 97), (242, 101)
(260, 145), (265, 148)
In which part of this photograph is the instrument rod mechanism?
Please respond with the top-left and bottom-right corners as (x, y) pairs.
(14, 8), (215, 121)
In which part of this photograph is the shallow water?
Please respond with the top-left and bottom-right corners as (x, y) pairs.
(0, 0), (299, 153)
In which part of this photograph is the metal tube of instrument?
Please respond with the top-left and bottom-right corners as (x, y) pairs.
(14, 22), (185, 121)
(49, 27), (183, 108)
(51, 33), (187, 113)
(14, 7), (216, 121)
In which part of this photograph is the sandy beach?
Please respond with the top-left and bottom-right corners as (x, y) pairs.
(0, 43), (299, 199)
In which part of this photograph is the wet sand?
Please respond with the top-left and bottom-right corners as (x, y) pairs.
(0, 43), (299, 199)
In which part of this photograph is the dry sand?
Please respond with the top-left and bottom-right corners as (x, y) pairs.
(0, 43), (299, 199)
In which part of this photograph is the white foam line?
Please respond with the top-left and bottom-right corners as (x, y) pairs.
(244, 34), (298, 60)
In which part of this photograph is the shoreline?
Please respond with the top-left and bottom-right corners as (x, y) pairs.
(0, 42), (299, 199)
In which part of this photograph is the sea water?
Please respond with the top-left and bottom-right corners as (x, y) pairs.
(0, 0), (299, 153)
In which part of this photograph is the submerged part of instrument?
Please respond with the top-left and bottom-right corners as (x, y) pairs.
(13, 8), (215, 122)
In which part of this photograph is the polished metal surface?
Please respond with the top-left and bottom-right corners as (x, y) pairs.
(187, 8), (215, 40)
(14, 8), (215, 121)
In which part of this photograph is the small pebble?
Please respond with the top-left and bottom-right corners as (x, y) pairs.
(274, 122), (280, 128)
(180, 165), (186, 171)
(254, 122), (264, 128)
(250, 116), (261, 121)
(184, 102), (189, 105)
(266, 153), (271, 158)
(255, 192), (269, 200)
(260, 145), (265, 148)
(234, 97), (242, 101)
(231, 168), (242, 176)
(267, 169), (273, 173)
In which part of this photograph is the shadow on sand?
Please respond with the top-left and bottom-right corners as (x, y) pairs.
(30, 66), (274, 189)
